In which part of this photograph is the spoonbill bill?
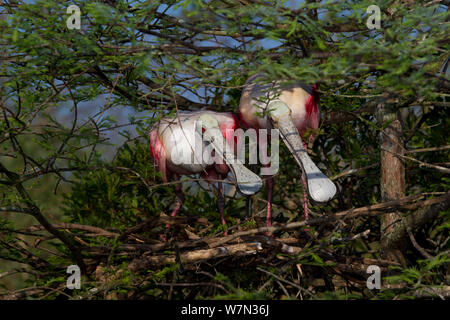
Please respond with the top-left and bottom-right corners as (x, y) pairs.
(239, 74), (336, 227)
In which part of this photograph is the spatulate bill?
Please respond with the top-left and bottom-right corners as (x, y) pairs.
(196, 115), (262, 195)
(268, 101), (337, 203)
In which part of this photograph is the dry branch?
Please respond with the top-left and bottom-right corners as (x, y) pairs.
(382, 194), (450, 250)
(406, 145), (450, 154)
(129, 242), (264, 271)
(386, 149), (450, 174)
(256, 267), (312, 297)
(411, 286), (450, 299)
(24, 223), (118, 237)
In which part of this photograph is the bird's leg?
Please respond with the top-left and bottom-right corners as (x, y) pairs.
(245, 196), (252, 218)
(217, 175), (228, 236)
(266, 175), (274, 228)
(260, 138), (274, 231)
(161, 181), (185, 242)
(171, 183), (184, 218)
(301, 171), (309, 222)
(301, 141), (309, 222)
(166, 175), (185, 230)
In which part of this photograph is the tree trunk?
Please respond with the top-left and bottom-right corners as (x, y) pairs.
(377, 103), (407, 265)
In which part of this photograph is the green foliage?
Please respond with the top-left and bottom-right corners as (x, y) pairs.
(379, 252), (450, 299)
(63, 141), (163, 229)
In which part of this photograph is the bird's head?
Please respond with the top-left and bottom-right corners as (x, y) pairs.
(198, 114), (219, 132)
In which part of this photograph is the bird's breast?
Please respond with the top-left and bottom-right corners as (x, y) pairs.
(239, 83), (319, 135)
(155, 111), (237, 175)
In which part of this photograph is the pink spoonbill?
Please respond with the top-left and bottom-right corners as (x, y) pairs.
(239, 74), (336, 227)
(149, 111), (263, 235)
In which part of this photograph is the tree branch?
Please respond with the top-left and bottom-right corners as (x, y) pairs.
(129, 242), (263, 271)
(381, 194), (450, 250)
(0, 162), (87, 274)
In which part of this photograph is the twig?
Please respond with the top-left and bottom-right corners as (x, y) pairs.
(276, 280), (290, 298)
(330, 229), (371, 243)
(405, 145), (450, 154)
(256, 267), (313, 297)
(407, 229), (434, 260)
(382, 147), (450, 174)
(155, 282), (228, 293)
(331, 164), (378, 180)
(411, 286), (450, 299)
(24, 223), (118, 237)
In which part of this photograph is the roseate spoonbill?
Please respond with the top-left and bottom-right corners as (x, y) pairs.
(149, 111), (262, 235)
(239, 74), (336, 227)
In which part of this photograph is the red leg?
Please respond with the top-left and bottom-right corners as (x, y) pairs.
(217, 176), (228, 236)
(171, 183), (184, 217)
(301, 141), (309, 222)
(301, 172), (308, 222)
(166, 175), (184, 230)
(266, 175), (274, 228)
(260, 140), (274, 229)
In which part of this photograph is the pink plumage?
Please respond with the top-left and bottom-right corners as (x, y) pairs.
(149, 110), (262, 236)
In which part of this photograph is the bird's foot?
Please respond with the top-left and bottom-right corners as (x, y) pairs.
(159, 223), (174, 242)
(263, 220), (274, 237)
(159, 233), (168, 242)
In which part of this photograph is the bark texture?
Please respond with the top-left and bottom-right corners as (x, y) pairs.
(377, 104), (407, 265)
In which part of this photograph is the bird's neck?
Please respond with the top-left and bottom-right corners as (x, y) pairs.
(305, 84), (320, 116)
(234, 111), (250, 129)
(220, 112), (240, 142)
